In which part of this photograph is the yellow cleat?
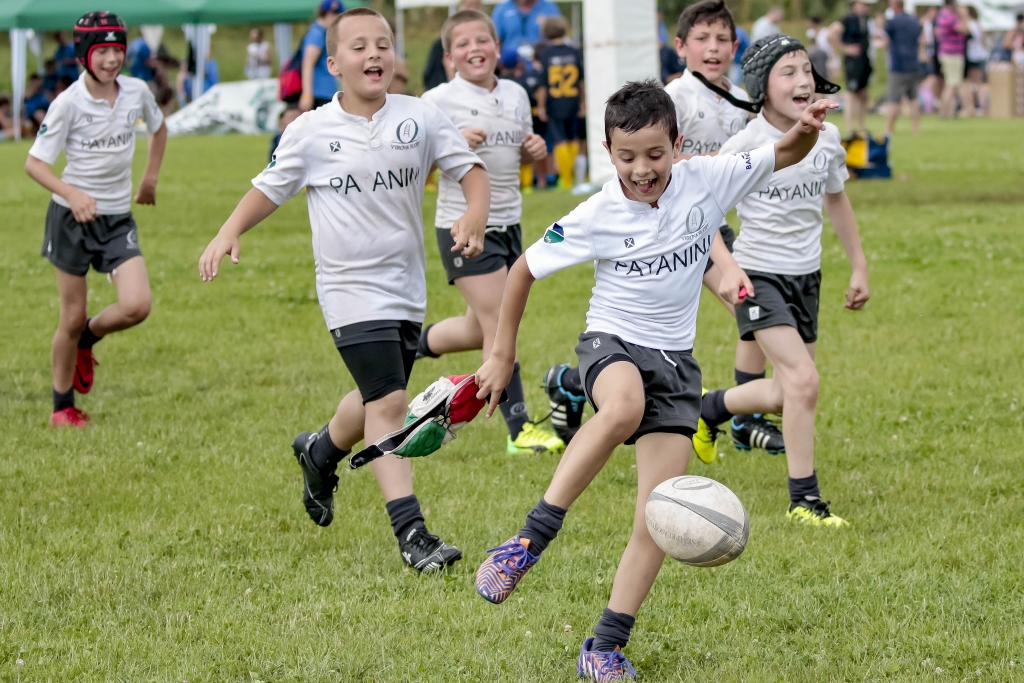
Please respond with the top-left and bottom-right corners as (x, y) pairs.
(787, 498), (849, 528)
(692, 387), (718, 464)
(507, 422), (565, 455)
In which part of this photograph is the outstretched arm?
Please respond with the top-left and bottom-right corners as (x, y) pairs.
(824, 190), (869, 310)
(475, 256), (535, 416)
(198, 188), (279, 281)
(135, 121), (167, 205)
(774, 99), (840, 171)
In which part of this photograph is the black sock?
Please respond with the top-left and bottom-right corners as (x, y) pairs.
(733, 369), (765, 425)
(592, 608), (636, 652)
(309, 424), (349, 471)
(77, 318), (103, 349)
(386, 494), (425, 541)
(417, 323), (439, 358)
(517, 497), (567, 556)
(53, 387), (74, 412)
(562, 366), (584, 395)
(700, 389), (733, 429)
(788, 471), (821, 505)
(499, 362), (529, 439)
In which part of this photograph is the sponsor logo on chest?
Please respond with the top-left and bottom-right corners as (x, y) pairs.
(392, 118), (421, 150)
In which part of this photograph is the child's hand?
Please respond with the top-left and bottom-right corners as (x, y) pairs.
(461, 127), (487, 149)
(798, 99), (839, 134)
(537, 106), (548, 122)
(450, 212), (485, 258)
(198, 232), (241, 281)
(68, 188), (98, 223)
(845, 268), (870, 310)
(135, 177), (157, 205)
(718, 264), (754, 306)
(522, 133), (547, 161)
(475, 355), (515, 418)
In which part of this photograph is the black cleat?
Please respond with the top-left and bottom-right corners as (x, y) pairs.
(292, 431), (339, 527)
(732, 415), (786, 454)
(399, 524), (463, 573)
(542, 363), (587, 444)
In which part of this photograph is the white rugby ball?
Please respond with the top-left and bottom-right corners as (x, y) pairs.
(645, 476), (749, 567)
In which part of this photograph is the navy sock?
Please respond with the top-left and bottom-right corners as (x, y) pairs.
(592, 608), (636, 652)
(499, 362), (529, 439)
(562, 366), (584, 395)
(733, 369), (765, 425)
(417, 323), (440, 358)
(701, 389), (733, 429)
(386, 494), (425, 541)
(53, 387), (74, 412)
(77, 318), (103, 349)
(517, 497), (567, 556)
(788, 471), (821, 505)
(309, 424), (349, 471)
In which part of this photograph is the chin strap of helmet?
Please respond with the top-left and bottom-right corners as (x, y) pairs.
(74, 11), (127, 81)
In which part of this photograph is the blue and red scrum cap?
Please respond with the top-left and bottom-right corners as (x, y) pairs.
(74, 11), (127, 74)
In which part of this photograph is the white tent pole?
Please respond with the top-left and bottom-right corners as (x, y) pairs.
(274, 23), (293, 68)
(396, 8), (405, 56)
(192, 24), (211, 102)
(571, 3), (581, 44)
(11, 29), (27, 142)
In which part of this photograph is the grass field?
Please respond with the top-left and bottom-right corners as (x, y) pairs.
(2, 114), (1024, 682)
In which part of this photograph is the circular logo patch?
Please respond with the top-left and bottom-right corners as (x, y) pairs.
(395, 118), (420, 144)
(685, 206), (705, 234)
(813, 150), (828, 170)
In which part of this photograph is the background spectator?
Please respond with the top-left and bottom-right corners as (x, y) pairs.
(806, 17), (833, 79)
(536, 15), (584, 189)
(42, 60), (59, 99)
(1003, 13), (1024, 64)
(23, 75), (50, 132)
(300, 0), (343, 111)
(882, 0), (922, 136)
(491, 0), (562, 52)
(832, 0), (873, 134)
(730, 25), (751, 84)
(127, 36), (157, 83)
(245, 28), (273, 80)
(752, 7), (784, 41)
(934, 0), (969, 118)
(964, 6), (988, 114)
(52, 32), (78, 81)
(919, 5), (940, 113)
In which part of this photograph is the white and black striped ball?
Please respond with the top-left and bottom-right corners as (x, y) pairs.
(645, 476), (749, 567)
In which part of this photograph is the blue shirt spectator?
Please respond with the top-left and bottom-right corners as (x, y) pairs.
(734, 26), (750, 66)
(885, 10), (922, 73)
(53, 36), (78, 81)
(491, 0), (562, 51)
(303, 19), (339, 101)
(127, 37), (155, 82)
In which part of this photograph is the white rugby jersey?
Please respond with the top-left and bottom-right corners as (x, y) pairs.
(663, 70), (750, 156)
(252, 94), (482, 330)
(422, 74), (532, 228)
(525, 146), (775, 350)
(720, 114), (848, 275)
(28, 73), (164, 215)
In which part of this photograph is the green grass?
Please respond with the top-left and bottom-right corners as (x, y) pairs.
(2, 114), (1024, 682)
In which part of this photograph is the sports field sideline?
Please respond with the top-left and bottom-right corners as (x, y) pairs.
(2, 114), (1023, 681)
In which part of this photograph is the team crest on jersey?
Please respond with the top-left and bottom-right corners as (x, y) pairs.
(471, 109), (479, 116)
(698, 111), (705, 119)
(543, 224), (565, 243)
(685, 206), (709, 235)
(729, 117), (744, 135)
(125, 108), (139, 127)
(126, 229), (138, 250)
(813, 150), (827, 170)
(393, 118), (421, 149)
(330, 141), (341, 152)
(624, 237), (635, 248)
(267, 154), (277, 169)
(39, 124), (48, 135)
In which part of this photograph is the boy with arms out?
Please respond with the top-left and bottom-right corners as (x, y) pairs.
(418, 10), (562, 456)
(542, 0), (779, 454)
(25, 12), (167, 427)
(699, 35), (869, 527)
(473, 79), (837, 679)
(199, 9), (490, 572)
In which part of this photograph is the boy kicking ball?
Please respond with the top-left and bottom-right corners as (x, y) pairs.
(25, 12), (166, 427)
(418, 10), (563, 457)
(473, 79), (837, 679)
(199, 8), (490, 573)
(698, 35), (869, 528)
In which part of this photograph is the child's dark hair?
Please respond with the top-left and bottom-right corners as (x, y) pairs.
(542, 15), (569, 41)
(677, 0), (737, 42)
(604, 79), (678, 144)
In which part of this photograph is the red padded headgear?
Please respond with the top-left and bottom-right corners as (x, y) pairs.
(74, 12), (127, 80)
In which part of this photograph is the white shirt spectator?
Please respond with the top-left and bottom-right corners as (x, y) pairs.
(752, 15), (782, 41)
(246, 40), (272, 79)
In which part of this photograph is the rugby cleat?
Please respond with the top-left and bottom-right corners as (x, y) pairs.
(49, 406), (90, 427)
(732, 415), (786, 454)
(292, 431), (339, 527)
(398, 524), (463, 573)
(73, 348), (98, 394)
(692, 389), (719, 464)
(577, 638), (636, 681)
(787, 497), (849, 528)
(475, 536), (539, 604)
(507, 422), (565, 455)
(542, 363), (587, 444)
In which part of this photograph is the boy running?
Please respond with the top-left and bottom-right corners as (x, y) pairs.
(25, 12), (167, 427)
(536, 15), (585, 189)
(472, 79), (837, 679)
(199, 9), (490, 573)
(697, 35), (869, 527)
(418, 10), (563, 456)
